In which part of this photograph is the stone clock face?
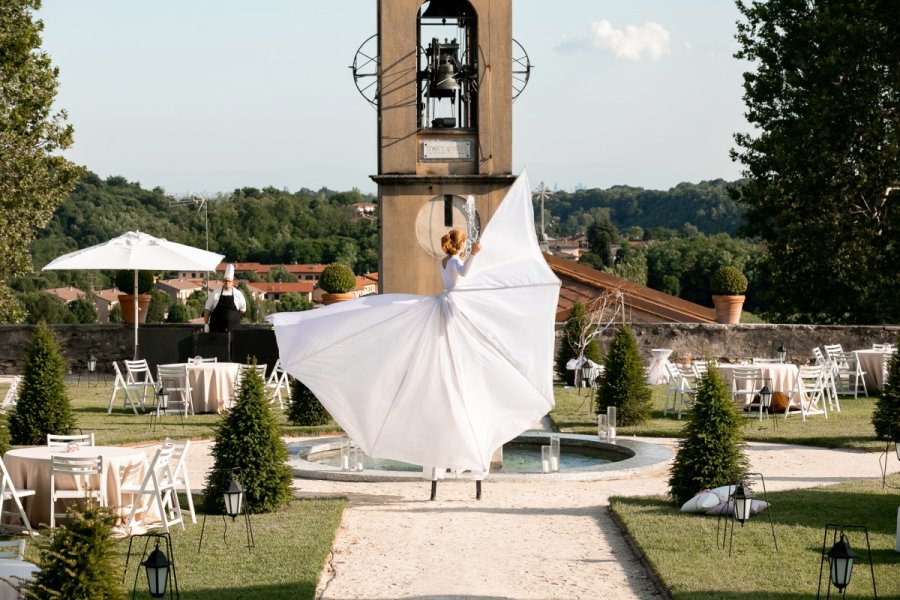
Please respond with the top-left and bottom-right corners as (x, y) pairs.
(415, 194), (481, 259)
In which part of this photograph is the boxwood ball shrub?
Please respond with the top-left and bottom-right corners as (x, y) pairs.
(288, 379), (332, 426)
(9, 322), (75, 446)
(204, 361), (293, 514)
(318, 263), (356, 294)
(114, 269), (155, 295)
(595, 325), (652, 426)
(710, 265), (748, 296)
(668, 367), (749, 506)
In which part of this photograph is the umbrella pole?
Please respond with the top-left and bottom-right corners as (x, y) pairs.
(429, 480), (437, 501)
(133, 270), (139, 359)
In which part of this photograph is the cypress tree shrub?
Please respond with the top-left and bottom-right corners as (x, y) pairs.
(204, 362), (293, 514)
(555, 302), (602, 385)
(287, 379), (332, 426)
(10, 322), (75, 445)
(668, 367), (749, 506)
(872, 350), (900, 441)
(595, 325), (652, 426)
(25, 506), (125, 600)
(0, 411), (10, 456)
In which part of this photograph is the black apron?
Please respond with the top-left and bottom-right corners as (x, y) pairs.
(209, 292), (241, 333)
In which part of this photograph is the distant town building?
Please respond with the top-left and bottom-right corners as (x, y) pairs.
(93, 288), (120, 323)
(156, 278), (204, 305)
(44, 286), (85, 304)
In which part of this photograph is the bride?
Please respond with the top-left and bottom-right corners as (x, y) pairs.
(268, 172), (560, 474)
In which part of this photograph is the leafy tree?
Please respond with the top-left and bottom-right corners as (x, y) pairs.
(68, 297), (98, 324)
(872, 350), (900, 441)
(185, 288), (208, 317)
(145, 289), (169, 323)
(268, 266), (297, 283)
(279, 292), (313, 312)
(595, 326), (652, 426)
(555, 302), (602, 385)
(287, 380), (332, 426)
(10, 322), (75, 445)
(586, 214), (618, 268)
(668, 367), (749, 505)
(0, 412), (10, 456)
(732, 0), (900, 324)
(0, 0), (84, 324)
(204, 362), (293, 514)
(20, 291), (75, 324)
(25, 506), (125, 600)
(165, 302), (190, 323)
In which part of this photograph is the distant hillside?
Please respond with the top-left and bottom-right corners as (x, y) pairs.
(541, 179), (745, 237)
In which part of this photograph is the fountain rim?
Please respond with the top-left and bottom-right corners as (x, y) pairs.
(287, 432), (673, 482)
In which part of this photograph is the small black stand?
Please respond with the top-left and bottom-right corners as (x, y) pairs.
(816, 523), (877, 599)
(124, 532), (180, 599)
(197, 467), (255, 554)
(716, 472), (778, 556)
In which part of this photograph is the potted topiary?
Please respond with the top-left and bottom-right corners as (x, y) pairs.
(710, 265), (748, 324)
(115, 270), (155, 324)
(318, 263), (357, 305)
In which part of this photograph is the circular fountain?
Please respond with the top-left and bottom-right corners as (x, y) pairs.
(287, 432), (672, 482)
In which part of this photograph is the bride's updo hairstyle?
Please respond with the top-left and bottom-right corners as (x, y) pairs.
(441, 228), (467, 256)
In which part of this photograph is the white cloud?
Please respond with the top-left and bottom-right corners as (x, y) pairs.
(590, 20), (671, 61)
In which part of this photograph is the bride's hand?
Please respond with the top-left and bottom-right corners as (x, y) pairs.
(471, 241), (482, 255)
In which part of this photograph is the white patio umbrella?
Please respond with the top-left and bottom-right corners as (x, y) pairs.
(43, 231), (224, 358)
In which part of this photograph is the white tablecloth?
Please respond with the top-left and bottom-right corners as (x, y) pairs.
(0, 560), (39, 600)
(3, 446), (149, 527)
(646, 349), (673, 384)
(854, 349), (893, 393)
(162, 362), (240, 413)
(717, 363), (801, 402)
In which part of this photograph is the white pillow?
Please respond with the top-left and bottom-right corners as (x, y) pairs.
(708, 485), (737, 503)
(680, 491), (721, 513)
(705, 499), (770, 516)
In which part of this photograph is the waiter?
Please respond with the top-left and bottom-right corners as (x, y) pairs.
(203, 264), (247, 333)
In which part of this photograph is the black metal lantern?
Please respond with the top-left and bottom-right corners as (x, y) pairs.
(580, 361), (594, 388)
(223, 478), (244, 520)
(759, 384), (773, 413)
(88, 354), (97, 373)
(732, 482), (754, 524)
(777, 345), (787, 363)
(142, 542), (171, 598)
(827, 534), (856, 592)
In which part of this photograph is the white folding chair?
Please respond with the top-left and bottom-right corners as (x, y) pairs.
(811, 347), (827, 365)
(662, 361), (681, 416)
(266, 359), (290, 410)
(0, 456), (35, 536)
(752, 358), (782, 364)
(123, 444), (184, 534)
(164, 438), (196, 524)
(200, 357), (218, 363)
(1, 376), (21, 410)
(231, 363), (268, 408)
(823, 344), (844, 360)
(831, 351), (867, 399)
(108, 362), (143, 414)
(47, 433), (95, 447)
(675, 365), (698, 419)
(0, 539), (25, 560)
(730, 367), (765, 419)
(50, 455), (105, 528)
(786, 365), (828, 421)
(151, 365), (194, 428)
(124, 359), (157, 403)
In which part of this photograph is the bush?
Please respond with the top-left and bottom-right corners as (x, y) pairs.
(287, 379), (332, 426)
(9, 322), (75, 445)
(710, 265), (748, 295)
(25, 506), (125, 599)
(204, 361), (293, 514)
(668, 367), (749, 505)
(0, 411), (10, 456)
(595, 325), (652, 426)
(555, 302), (602, 385)
(318, 263), (356, 294)
(114, 270), (154, 295)
(165, 302), (191, 323)
(872, 349), (900, 441)
(68, 297), (98, 324)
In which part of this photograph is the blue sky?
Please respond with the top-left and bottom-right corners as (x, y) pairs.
(38, 1), (750, 196)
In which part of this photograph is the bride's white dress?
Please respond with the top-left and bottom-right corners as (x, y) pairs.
(268, 172), (560, 472)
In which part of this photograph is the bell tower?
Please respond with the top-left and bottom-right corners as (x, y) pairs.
(353, 0), (529, 294)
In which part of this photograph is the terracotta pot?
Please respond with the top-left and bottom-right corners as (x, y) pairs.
(118, 294), (153, 324)
(322, 292), (355, 306)
(712, 294), (745, 324)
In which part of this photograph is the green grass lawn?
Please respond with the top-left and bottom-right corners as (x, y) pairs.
(551, 383), (888, 451)
(611, 476), (900, 599)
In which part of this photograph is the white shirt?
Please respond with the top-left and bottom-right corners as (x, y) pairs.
(204, 286), (247, 312)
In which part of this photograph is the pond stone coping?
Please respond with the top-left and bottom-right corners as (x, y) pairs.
(287, 432), (673, 482)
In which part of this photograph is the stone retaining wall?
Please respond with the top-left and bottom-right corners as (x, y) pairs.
(0, 322), (897, 374)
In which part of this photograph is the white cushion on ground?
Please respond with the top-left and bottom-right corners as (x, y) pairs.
(705, 499), (770, 516)
(708, 485), (737, 503)
(680, 491), (721, 513)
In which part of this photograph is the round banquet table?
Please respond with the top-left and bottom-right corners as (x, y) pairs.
(3, 445), (150, 527)
(646, 349), (673, 384)
(162, 362), (240, 413)
(717, 362), (802, 402)
(854, 349), (894, 393)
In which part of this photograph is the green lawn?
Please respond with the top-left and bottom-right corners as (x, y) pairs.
(611, 476), (900, 599)
(551, 383), (887, 451)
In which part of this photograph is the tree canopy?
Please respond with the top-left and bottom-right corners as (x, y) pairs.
(0, 0), (84, 322)
(732, 0), (900, 323)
